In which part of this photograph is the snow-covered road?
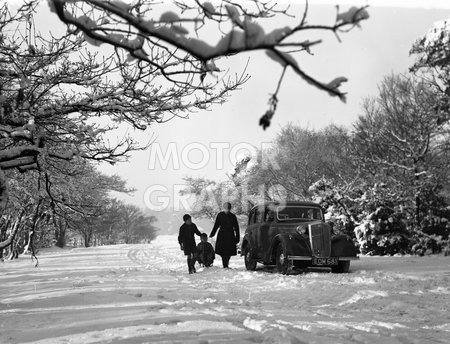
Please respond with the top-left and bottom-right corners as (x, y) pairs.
(0, 235), (449, 344)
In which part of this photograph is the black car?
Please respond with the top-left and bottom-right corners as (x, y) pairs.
(241, 201), (358, 274)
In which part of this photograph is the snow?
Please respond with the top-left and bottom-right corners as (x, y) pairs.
(0, 235), (449, 343)
(422, 19), (450, 47)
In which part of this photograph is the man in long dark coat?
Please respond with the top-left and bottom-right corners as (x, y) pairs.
(178, 214), (202, 274)
(209, 202), (240, 268)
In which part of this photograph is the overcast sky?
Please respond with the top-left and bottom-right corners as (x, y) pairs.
(8, 0), (450, 212)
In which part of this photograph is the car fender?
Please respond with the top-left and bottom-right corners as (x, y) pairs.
(331, 235), (358, 257)
(268, 233), (312, 262)
(240, 234), (252, 257)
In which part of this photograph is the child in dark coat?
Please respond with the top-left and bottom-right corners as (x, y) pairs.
(178, 214), (201, 274)
(196, 233), (215, 267)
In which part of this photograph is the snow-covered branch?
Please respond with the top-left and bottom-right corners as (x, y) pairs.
(49, 0), (369, 128)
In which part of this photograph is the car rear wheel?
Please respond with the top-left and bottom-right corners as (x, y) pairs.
(331, 260), (350, 273)
(244, 245), (257, 271)
(276, 245), (290, 275)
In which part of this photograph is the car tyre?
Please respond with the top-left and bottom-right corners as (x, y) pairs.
(331, 260), (350, 273)
(276, 245), (290, 275)
(244, 245), (257, 271)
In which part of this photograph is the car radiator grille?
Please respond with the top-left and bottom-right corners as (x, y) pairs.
(308, 223), (331, 257)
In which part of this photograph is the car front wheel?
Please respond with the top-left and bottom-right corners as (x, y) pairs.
(331, 260), (350, 273)
(276, 245), (290, 275)
(244, 245), (257, 271)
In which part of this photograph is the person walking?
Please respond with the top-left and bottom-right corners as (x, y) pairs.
(178, 214), (202, 274)
(209, 202), (240, 268)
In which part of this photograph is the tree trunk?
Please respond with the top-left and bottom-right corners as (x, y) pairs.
(23, 228), (33, 254)
(0, 217), (9, 261)
(55, 218), (66, 248)
(0, 217), (22, 250)
(83, 229), (91, 247)
(24, 200), (42, 256)
(7, 239), (19, 260)
(0, 168), (8, 213)
(414, 164), (422, 229)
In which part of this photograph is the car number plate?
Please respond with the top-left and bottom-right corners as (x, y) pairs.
(312, 257), (339, 266)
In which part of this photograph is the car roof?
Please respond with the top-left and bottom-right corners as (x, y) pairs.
(250, 201), (322, 211)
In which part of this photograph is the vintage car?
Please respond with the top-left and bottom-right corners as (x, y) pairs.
(241, 201), (358, 274)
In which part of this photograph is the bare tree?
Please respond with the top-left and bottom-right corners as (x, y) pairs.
(49, 0), (369, 129)
(0, 1), (243, 219)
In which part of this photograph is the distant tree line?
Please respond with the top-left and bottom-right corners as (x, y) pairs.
(0, 157), (159, 262)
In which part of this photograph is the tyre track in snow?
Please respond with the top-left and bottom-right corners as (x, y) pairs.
(126, 237), (190, 274)
(126, 246), (148, 267)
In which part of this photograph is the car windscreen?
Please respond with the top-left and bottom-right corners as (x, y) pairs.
(276, 206), (323, 221)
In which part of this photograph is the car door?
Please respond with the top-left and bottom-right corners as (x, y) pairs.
(252, 206), (265, 258)
(260, 207), (277, 260)
(246, 208), (258, 252)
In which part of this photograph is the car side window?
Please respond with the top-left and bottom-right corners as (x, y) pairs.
(248, 209), (255, 225)
(255, 206), (264, 223)
(265, 208), (275, 222)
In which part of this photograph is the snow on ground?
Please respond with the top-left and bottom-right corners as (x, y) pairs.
(0, 234), (449, 344)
